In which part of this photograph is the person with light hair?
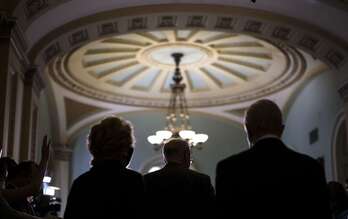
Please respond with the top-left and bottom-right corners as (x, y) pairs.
(144, 138), (215, 217)
(64, 116), (144, 219)
(216, 99), (331, 219)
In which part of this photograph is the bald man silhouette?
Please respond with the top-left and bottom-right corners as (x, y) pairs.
(216, 99), (331, 219)
(144, 139), (215, 217)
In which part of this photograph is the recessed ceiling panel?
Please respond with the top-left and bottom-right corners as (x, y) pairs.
(53, 29), (305, 107)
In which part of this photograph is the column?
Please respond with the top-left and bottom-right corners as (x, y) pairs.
(51, 147), (72, 217)
(337, 81), (348, 183)
(0, 15), (15, 153)
(338, 81), (348, 137)
(7, 73), (19, 157)
(19, 67), (37, 161)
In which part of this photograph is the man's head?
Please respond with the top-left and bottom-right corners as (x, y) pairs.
(0, 157), (17, 177)
(163, 139), (190, 168)
(244, 99), (284, 145)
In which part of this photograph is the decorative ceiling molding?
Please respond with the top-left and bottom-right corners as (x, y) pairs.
(15, 0), (72, 29)
(48, 35), (307, 107)
(59, 58), (327, 146)
(31, 4), (334, 147)
(27, 5), (348, 70)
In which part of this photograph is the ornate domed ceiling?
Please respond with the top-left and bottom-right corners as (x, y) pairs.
(50, 29), (304, 107)
(32, 4), (335, 143)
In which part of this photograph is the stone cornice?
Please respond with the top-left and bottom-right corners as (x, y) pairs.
(21, 67), (45, 96)
(1, 11), (29, 70)
(14, 0), (72, 31)
(28, 5), (348, 71)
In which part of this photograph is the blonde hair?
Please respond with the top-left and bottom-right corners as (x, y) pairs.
(88, 116), (134, 161)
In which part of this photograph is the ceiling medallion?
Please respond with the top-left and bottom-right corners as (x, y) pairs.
(138, 42), (217, 70)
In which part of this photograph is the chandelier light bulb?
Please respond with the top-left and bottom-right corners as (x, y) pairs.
(156, 130), (173, 140)
(147, 135), (162, 145)
(194, 133), (209, 144)
(179, 130), (196, 140)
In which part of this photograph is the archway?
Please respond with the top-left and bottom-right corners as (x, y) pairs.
(333, 114), (348, 185)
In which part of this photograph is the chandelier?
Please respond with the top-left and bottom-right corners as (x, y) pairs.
(147, 53), (208, 150)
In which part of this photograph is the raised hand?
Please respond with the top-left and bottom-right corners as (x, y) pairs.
(38, 135), (51, 181)
(1, 136), (53, 203)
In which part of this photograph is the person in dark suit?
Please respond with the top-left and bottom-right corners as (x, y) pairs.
(64, 116), (144, 219)
(328, 181), (348, 219)
(216, 99), (331, 219)
(144, 139), (215, 217)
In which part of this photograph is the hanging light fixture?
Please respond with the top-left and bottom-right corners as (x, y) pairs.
(147, 53), (208, 150)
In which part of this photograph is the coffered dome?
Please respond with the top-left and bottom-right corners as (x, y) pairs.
(51, 29), (303, 107)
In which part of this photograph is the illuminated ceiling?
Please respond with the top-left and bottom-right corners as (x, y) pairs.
(51, 29), (304, 107)
(25, 5), (335, 143)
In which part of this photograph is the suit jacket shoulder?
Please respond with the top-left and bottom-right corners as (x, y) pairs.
(121, 168), (143, 179)
(70, 170), (92, 187)
(187, 168), (211, 180)
(217, 148), (250, 172)
(145, 166), (210, 180)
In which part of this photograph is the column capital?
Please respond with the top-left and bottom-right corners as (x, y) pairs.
(23, 66), (37, 85)
(53, 147), (73, 161)
(22, 67), (45, 95)
(0, 12), (16, 38)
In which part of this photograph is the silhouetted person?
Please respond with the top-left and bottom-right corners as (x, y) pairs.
(216, 99), (331, 219)
(144, 139), (215, 217)
(0, 157), (17, 189)
(0, 139), (58, 219)
(0, 192), (58, 219)
(4, 136), (51, 216)
(64, 117), (144, 219)
(6, 161), (40, 215)
(328, 181), (348, 218)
